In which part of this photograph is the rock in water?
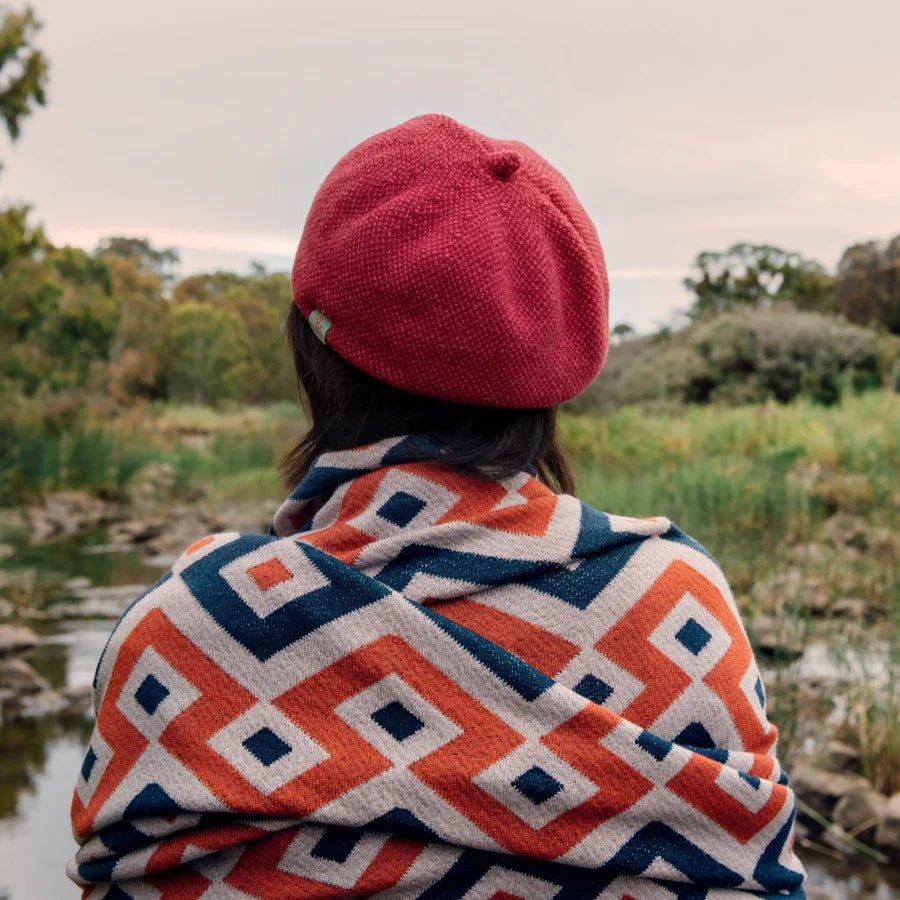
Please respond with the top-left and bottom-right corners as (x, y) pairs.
(0, 657), (50, 695)
(833, 788), (888, 841)
(875, 792), (900, 850)
(790, 762), (872, 817)
(0, 624), (38, 657)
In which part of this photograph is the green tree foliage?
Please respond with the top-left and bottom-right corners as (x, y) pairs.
(835, 235), (900, 335)
(105, 254), (171, 398)
(2, 228), (895, 413)
(0, 247), (120, 393)
(683, 243), (836, 319)
(0, 7), (48, 275)
(97, 236), (180, 286)
(0, 201), (44, 268)
(0, 5), (47, 146)
(684, 311), (882, 405)
(1, 230), (297, 405)
(166, 302), (251, 404)
(171, 267), (294, 401)
(611, 322), (636, 343)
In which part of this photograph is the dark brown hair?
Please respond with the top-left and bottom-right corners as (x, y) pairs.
(280, 303), (576, 495)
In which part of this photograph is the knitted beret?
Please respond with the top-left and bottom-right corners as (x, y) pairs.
(291, 113), (609, 408)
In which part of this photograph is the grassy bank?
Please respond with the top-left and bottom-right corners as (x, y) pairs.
(3, 392), (898, 584)
(0, 402), (298, 505)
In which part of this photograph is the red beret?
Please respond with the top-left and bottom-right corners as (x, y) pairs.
(291, 114), (609, 408)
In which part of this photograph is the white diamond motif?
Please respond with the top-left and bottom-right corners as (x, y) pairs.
(220, 540), (330, 618)
(75, 729), (113, 807)
(116, 646), (202, 742)
(648, 591), (731, 680)
(349, 469), (460, 541)
(472, 740), (598, 830)
(334, 673), (463, 767)
(714, 765), (773, 814)
(208, 702), (329, 795)
(278, 825), (392, 888)
(463, 866), (561, 898)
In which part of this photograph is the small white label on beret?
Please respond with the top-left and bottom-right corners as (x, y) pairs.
(308, 309), (332, 344)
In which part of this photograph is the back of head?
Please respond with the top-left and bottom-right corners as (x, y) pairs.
(283, 113), (610, 494)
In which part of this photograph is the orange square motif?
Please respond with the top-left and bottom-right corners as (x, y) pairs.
(247, 558), (293, 591)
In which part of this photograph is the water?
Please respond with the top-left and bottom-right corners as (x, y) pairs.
(0, 530), (896, 899)
(0, 531), (164, 900)
(0, 737), (87, 899)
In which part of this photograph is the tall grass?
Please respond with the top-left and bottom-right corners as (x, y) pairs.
(0, 403), (300, 503)
(560, 391), (899, 593)
(834, 580), (900, 795)
(570, 450), (804, 594)
(0, 426), (162, 500)
(557, 392), (899, 783)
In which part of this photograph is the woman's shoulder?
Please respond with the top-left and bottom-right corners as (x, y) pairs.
(572, 498), (734, 598)
(574, 497), (710, 555)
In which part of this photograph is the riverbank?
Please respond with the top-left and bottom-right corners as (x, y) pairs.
(1, 392), (898, 896)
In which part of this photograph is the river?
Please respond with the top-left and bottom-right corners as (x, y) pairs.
(0, 530), (896, 899)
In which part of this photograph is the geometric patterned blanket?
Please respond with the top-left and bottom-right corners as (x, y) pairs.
(68, 432), (807, 898)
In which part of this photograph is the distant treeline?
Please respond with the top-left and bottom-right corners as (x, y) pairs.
(1, 226), (899, 416)
(1, 231), (296, 406)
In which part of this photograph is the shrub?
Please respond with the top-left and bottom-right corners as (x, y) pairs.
(576, 308), (887, 411)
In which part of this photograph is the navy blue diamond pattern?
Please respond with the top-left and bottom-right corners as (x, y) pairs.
(636, 729), (671, 761)
(125, 782), (183, 819)
(675, 721), (716, 749)
(511, 765), (563, 805)
(675, 617), (712, 655)
(134, 673), (170, 715)
(573, 673), (614, 705)
(371, 700), (424, 741)
(376, 491), (426, 527)
(310, 825), (365, 863)
(755, 677), (766, 707)
(243, 727), (291, 766)
(81, 746), (97, 781)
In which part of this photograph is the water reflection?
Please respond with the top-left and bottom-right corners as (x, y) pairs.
(0, 531), (163, 899)
(0, 737), (88, 899)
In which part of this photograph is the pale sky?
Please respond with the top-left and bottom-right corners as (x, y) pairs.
(4, 0), (899, 332)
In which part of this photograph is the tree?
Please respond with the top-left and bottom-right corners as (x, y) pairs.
(96, 236), (180, 286)
(611, 322), (636, 343)
(0, 247), (119, 394)
(0, 5), (48, 147)
(0, 201), (45, 269)
(105, 255), (171, 398)
(171, 269), (295, 401)
(166, 302), (252, 404)
(43, 248), (119, 384)
(0, 6), (49, 275)
(835, 235), (900, 335)
(683, 243), (835, 319)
